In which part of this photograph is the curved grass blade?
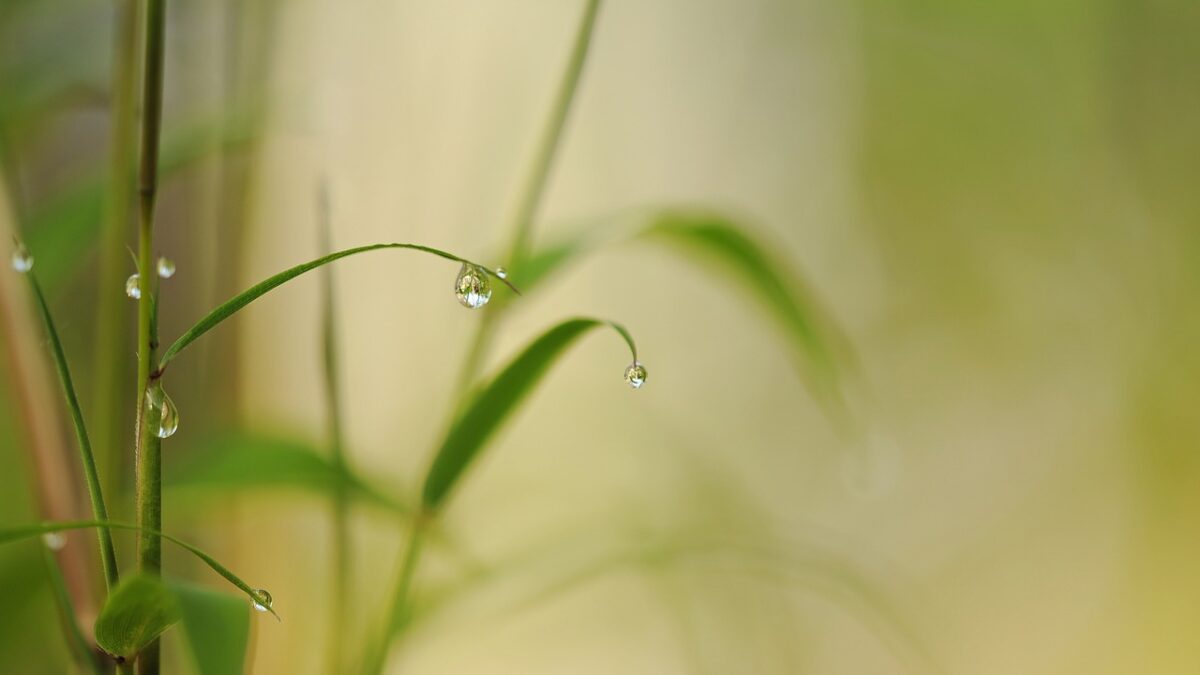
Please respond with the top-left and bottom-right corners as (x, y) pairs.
(163, 431), (407, 513)
(94, 574), (180, 663)
(422, 317), (638, 510)
(167, 580), (250, 675)
(519, 209), (850, 409)
(0, 521), (279, 619)
(158, 243), (519, 370)
(24, 272), (120, 589)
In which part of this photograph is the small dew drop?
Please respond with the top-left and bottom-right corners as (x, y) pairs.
(156, 257), (175, 279)
(125, 274), (141, 299)
(11, 246), (33, 273)
(146, 384), (180, 439)
(624, 361), (647, 389)
(495, 267), (508, 280)
(42, 532), (66, 551)
(252, 589), (273, 613)
(454, 263), (492, 309)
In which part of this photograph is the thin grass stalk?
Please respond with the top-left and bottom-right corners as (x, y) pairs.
(134, 0), (168, 672)
(456, 0), (602, 388)
(362, 516), (428, 675)
(43, 546), (104, 675)
(93, 0), (141, 504)
(318, 184), (351, 674)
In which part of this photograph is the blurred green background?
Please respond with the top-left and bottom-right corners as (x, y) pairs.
(2, 0), (1198, 673)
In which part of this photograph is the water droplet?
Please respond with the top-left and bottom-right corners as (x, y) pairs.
(624, 361), (647, 389)
(252, 588), (273, 613)
(454, 263), (492, 309)
(125, 274), (141, 299)
(145, 383), (179, 439)
(11, 246), (33, 273)
(42, 532), (66, 551)
(495, 267), (508, 280)
(156, 257), (175, 279)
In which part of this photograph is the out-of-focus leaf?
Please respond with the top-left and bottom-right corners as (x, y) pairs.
(25, 118), (257, 288)
(168, 580), (250, 675)
(158, 243), (516, 370)
(422, 318), (639, 510)
(0, 520), (278, 618)
(518, 209), (851, 408)
(165, 431), (407, 513)
(94, 574), (180, 662)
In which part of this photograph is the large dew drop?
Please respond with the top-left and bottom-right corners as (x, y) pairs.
(11, 246), (33, 273)
(624, 361), (647, 389)
(454, 263), (492, 309)
(252, 588), (273, 613)
(125, 274), (141, 299)
(146, 384), (179, 439)
(156, 257), (175, 279)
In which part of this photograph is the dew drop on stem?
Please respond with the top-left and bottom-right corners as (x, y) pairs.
(252, 588), (273, 613)
(454, 263), (492, 309)
(156, 257), (175, 279)
(145, 382), (179, 439)
(125, 274), (141, 299)
(495, 266), (508, 280)
(624, 361), (647, 389)
(42, 532), (65, 551)
(11, 246), (33, 273)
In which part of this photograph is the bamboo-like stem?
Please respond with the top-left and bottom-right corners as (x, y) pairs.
(318, 184), (351, 674)
(93, 0), (141, 504)
(455, 0), (602, 389)
(134, 0), (167, 672)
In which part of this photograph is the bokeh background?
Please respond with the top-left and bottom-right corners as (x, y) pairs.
(2, 0), (1198, 673)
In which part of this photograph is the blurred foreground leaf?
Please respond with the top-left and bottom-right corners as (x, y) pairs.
(519, 209), (851, 409)
(422, 317), (638, 510)
(165, 431), (406, 513)
(169, 581), (250, 675)
(94, 574), (180, 662)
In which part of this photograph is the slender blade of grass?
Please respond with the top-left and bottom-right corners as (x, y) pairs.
(24, 272), (120, 590)
(42, 546), (103, 674)
(94, 574), (181, 663)
(422, 317), (638, 510)
(167, 580), (250, 675)
(0, 521), (279, 618)
(157, 243), (518, 370)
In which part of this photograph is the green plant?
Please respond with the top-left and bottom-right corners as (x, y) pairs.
(0, 1), (902, 674)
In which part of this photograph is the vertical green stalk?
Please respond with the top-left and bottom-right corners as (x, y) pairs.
(456, 0), (602, 388)
(134, 1), (167, 673)
(93, 0), (140, 504)
(365, 3), (605, 673)
(318, 184), (352, 674)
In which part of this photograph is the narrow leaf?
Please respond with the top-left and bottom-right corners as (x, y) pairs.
(94, 574), (181, 662)
(158, 243), (518, 370)
(168, 580), (251, 675)
(164, 431), (407, 513)
(0, 520), (277, 618)
(422, 317), (638, 510)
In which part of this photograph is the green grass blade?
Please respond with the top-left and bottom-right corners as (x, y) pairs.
(167, 580), (250, 675)
(0, 520), (278, 618)
(94, 574), (181, 663)
(421, 317), (639, 510)
(163, 431), (408, 513)
(42, 546), (103, 674)
(158, 243), (518, 370)
(23, 272), (120, 590)
(520, 209), (850, 407)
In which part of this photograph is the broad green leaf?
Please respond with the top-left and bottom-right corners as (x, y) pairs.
(158, 243), (518, 370)
(518, 209), (850, 407)
(164, 431), (407, 513)
(24, 272), (119, 589)
(0, 520), (277, 618)
(94, 574), (180, 662)
(168, 581), (250, 675)
(422, 317), (638, 510)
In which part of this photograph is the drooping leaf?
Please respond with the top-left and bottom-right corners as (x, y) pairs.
(518, 209), (851, 408)
(94, 574), (180, 662)
(164, 431), (407, 513)
(0, 521), (277, 618)
(158, 243), (518, 370)
(422, 317), (638, 510)
(168, 580), (251, 675)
